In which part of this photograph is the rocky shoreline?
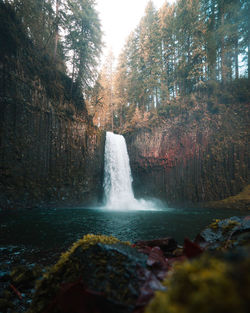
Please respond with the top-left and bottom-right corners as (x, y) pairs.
(1, 215), (250, 313)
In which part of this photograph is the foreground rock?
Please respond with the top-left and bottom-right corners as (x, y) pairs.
(145, 216), (250, 313)
(195, 216), (250, 250)
(135, 237), (178, 258)
(27, 235), (167, 313)
(27, 218), (250, 313)
(145, 248), (250, 313)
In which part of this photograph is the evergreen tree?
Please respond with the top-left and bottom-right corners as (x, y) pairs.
(241, 0), (250, 78)
(175, 0), (206, 94)
(64, 0), (102, 90)
(114, 49), (129, 127)
(86, 52), (115, 130)
(3, 0), (102, 91)
(159, 2), (176, 101)
(5, 0), (55, 51)
(139, 1), (161, 109)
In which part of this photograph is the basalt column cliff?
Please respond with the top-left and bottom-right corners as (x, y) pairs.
(125, 102), (249, 207)
(0, 5), (105, 209)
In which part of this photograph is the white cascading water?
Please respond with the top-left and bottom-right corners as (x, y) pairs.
(103, 131), (160, 210)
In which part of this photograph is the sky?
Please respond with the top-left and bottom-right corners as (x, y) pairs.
(96, 0), (175, 64)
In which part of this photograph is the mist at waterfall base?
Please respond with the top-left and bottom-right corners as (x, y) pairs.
(102, 131), (165, 211)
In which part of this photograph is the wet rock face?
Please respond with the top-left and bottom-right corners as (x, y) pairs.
(195, 216), (250, 250)
(71, 243), (148, 311)
(27, 235), (166, 313)
(144, 217), (250, 313)
(125, 106), (249, 205)
(145, 248), (250, 313)
(0, 57), (105, 209)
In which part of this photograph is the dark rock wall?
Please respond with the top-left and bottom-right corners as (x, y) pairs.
(0, 58), (105, 209)
(125, 105), (249, 206)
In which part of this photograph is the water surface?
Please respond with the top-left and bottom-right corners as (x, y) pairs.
(0, 206), (249, 267)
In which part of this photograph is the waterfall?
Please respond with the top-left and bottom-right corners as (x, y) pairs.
(103, 131), (160, 210)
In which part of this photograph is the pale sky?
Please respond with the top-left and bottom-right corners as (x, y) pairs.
(96, 0), (175, 64)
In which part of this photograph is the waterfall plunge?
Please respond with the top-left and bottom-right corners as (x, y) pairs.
(103, 132), (160, 210)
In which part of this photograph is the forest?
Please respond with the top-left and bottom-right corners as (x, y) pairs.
(1, 0), (102, 103)
(2, 0), (249, 130)
(87, 0), (250, 131)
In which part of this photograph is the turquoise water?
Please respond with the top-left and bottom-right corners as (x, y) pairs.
(0, 205), (249, 269)
(0, 206), (249, 251)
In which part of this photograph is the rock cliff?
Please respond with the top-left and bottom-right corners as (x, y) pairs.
(125, 102), (249, 207)
(0, 5), (105, 209)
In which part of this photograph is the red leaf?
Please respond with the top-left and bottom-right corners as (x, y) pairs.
(9, 283), (22, 300)
(183, 238), (203, 258)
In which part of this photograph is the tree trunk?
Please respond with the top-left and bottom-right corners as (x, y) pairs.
(155, 87), (159, 108)
(248, 41), (250, 79)
(220, 12), (226, 83)
(53, 0), (60, 61)
(71, 52), (75, 95)
(207, 1), (216, 81)
(235, 37), (239, 79)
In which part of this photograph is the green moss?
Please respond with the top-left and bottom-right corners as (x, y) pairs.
(145, 254), (250, 313)
(207, 185), (250, 210)
(222, 220), (240, 235)
(46, 234), (129, 275)
(209, 219), (221, 230)
(10, 265), (43, 289)
(225, 185), (250, 201)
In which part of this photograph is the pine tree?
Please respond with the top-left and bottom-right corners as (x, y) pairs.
(241, 0), (250, 78)
(86, 52), (115, 130)
(175, 0), (206, 94)
(6, 0), (55, 51)
(112, 0), (248, 125)
(114, 49), (129, 128)
(139, 1), (161, 109)
(64, 0), (102, 90)
(159, 2), (176, 102)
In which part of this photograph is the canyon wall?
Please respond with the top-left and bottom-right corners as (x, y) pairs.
(125, 103), (249, 206)
(0, 9), (105, 209)
(0, 71), (105, 209)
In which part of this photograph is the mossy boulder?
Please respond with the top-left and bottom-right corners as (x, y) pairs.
(27, 234), (163, 313)
(145, 249), (250, 313)
(195, 216), (250, 250)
